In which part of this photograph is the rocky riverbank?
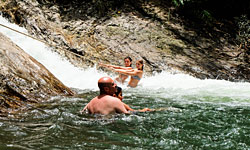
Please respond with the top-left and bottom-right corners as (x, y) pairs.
(0, 32), (74, 113)
(0, 0), (249, 81)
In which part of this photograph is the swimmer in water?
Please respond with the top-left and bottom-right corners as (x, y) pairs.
(100, 60), (144, 88)
(114, 86), (151, 112)
(99, 56), (133, 84)
(80, 77), (150, 115)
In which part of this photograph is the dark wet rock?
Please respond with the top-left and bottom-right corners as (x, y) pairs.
(0, 0), (249, 82)
(0, 32), (74, 112)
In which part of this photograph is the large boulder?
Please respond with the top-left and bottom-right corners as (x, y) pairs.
(1, 0), (249, 81)
(0, 32), (74, 113)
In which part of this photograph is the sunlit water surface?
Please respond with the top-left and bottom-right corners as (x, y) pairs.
(0, 16), (250, 150)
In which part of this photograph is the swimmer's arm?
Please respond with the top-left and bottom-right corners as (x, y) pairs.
(114, 100), (129, 114)
(114, 69), (137, 76)
(117, 66), (133, 70)
(123, 103), (153, 113)
(130, 108), (154, 113)
(123, 103), (134, 111)
(98, 63), (110, 68)
(109, 65), (132, 70)
(138, 108), (154, 112)
(99, 63), (132, 70)
(80, 104), (88, 113)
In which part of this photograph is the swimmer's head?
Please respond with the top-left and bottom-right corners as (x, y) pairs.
(124, 56), (132, 67)
(114, 86), (123, 101)
(98, 77), (117, 95)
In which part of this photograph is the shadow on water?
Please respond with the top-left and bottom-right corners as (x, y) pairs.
(0, 88), (250, 149)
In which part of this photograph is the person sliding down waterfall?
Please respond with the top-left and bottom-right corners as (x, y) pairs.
(99, 60), (144, 88)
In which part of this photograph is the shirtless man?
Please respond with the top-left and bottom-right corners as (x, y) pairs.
(80, 77), (151, 115)
(80, 77), (129, 115)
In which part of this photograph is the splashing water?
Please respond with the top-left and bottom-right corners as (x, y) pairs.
(0, 16), (111, 90)
(1, 15), (250, 104)
(0, 16), (250, 150)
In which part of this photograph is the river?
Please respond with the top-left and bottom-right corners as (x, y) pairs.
(0, 16), (250, 150)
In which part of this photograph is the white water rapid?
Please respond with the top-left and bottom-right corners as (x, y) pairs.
(1, 16), (250, 105)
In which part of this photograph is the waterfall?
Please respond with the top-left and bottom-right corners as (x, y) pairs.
(0, 16), (109, 90)
(1, 16), (250, 105)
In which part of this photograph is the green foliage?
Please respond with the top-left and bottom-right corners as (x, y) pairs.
(172, 0), (189, 6)
(172, 0), (249, 25)
(201, 10), (211, 20)
(172, 0), (213, 24)
(200, 9), (213, 23)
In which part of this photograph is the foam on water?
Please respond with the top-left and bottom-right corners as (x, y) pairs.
(139, 72), (250, 104)
(141, 72), (250, 96)
(1, 16), (250, 104)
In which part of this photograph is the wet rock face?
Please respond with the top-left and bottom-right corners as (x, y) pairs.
(0, 0), (249, 81)
(0, 32), (74, 112)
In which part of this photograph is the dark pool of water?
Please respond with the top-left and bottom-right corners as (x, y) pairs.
(0, 89), (250, 150)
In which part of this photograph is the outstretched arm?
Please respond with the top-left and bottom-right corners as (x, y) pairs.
(80, 104), (88, 113)
(114, 69), (138, 76)
(122, 102), (154, 112)
(123, 103), (134, 111)
(138, 108), (155, 112)
(99, 63), (132, 70)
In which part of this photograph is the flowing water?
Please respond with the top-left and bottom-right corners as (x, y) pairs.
(0, 16), (250, 150)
